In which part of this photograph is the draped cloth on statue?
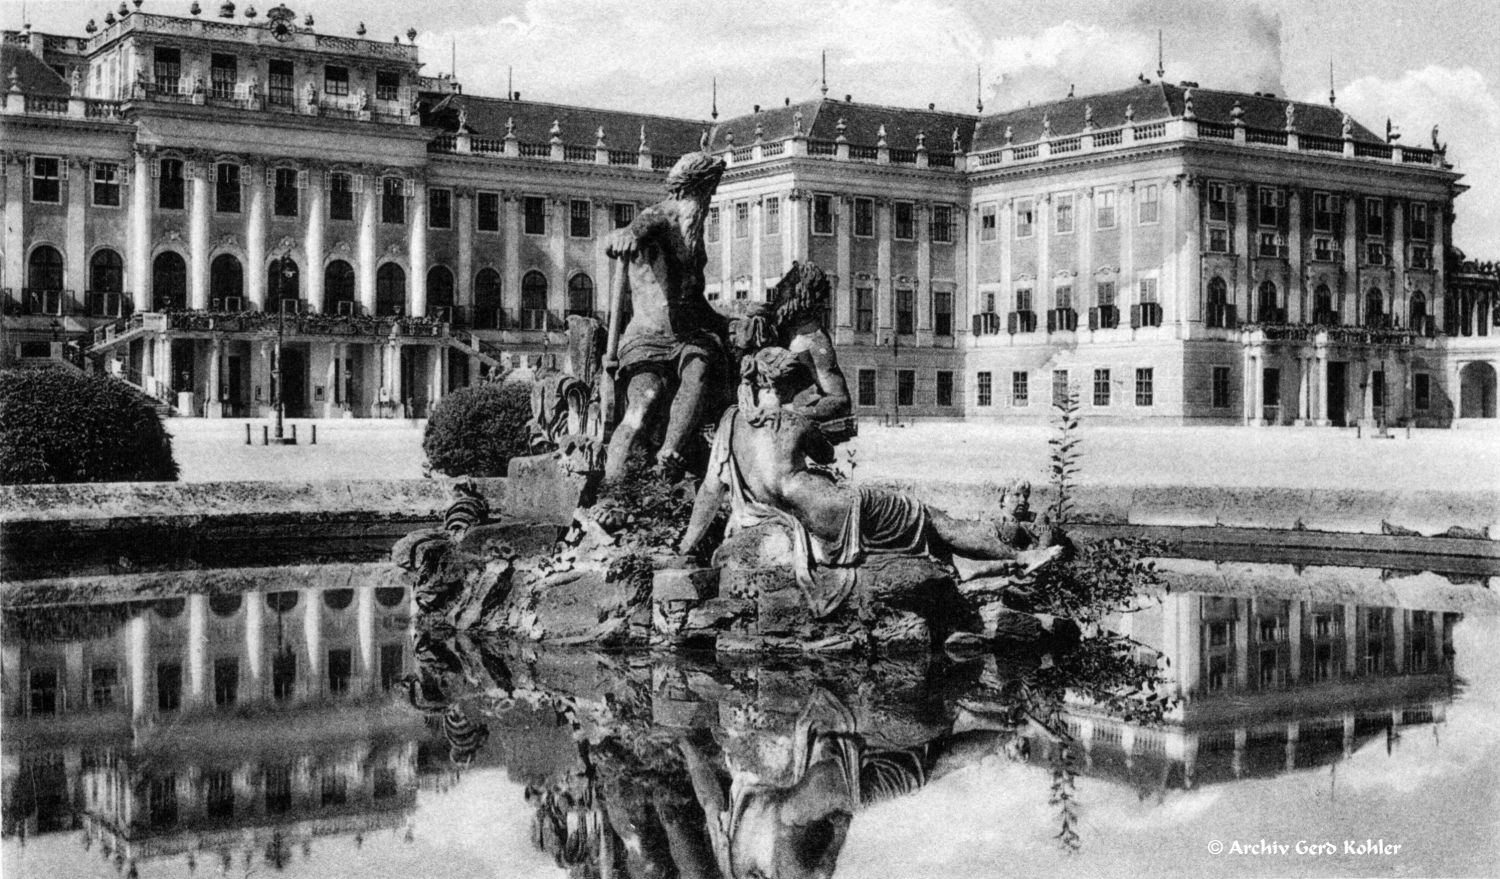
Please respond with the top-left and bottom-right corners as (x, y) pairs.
(708, 407), (932, 618)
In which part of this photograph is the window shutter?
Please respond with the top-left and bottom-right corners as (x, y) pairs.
(266, 167), (276, 187)
(353, 174), (365, 193)
(1130, 304), (1142, 329)
(405, 178), (415, 197)
(152, 158), (161, 178)
(296, 170), (308, 190)
(59, 161), (69, 180)
(119, 166), (130, 186)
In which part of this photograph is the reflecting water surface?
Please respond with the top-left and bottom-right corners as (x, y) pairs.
(3, 562), (1498, 878)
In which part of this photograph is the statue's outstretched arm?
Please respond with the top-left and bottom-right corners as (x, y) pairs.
(679, 463), (728, 556)
(801, 330), (852, 420)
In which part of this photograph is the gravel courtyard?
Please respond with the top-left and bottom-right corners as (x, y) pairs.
(164, 417), (1500, 492)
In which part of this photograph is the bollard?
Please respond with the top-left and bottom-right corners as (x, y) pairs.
(245, 423), (251, 445)
(311, 424), (317, 445)
(292, 424), (298, 443)
(262, 425), (269, 445)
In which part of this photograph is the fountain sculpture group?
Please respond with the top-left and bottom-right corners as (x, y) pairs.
(393, 152), (1068, 653)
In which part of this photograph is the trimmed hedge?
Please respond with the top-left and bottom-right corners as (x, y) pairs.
(423, 381), (532, 477)
(0, 369), (179, 484)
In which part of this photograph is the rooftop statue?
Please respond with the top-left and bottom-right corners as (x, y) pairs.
(680, 346), (1061, 617)
(601, 151), (731, 479)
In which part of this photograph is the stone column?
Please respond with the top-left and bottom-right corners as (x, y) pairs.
(876, 200), (892, 333)
(1179, 177), (1201, 326)
(206, 337), (223, 417)
(305, 169), (326, 312)
(127, 615), (150, 720)
(357, 171), (378, 314)
(130, 149), (152, 306)
(1314, 337), (1330, 426)
(1392, 201), (1407, 319)
(189, 158), (211, 309)
(1343, 605), (1358, 674)
(357, 585), (376, 694)
(1342, 193), (1358, 319)
(1287, 600), (1303, 682)
(1391, 611), (1406, 673)
(751, 196), (765, 300)
(1288, 187), (1304, 321)
(999, 200), (1014, 314)
(786, 189), (806, 271)
(954, 202), (971, 343)
(503, 194), (521, 323)
(1077, 190), (1094, 317)
(186, 594), (207, 708)
(1234, 598), (1250, 688)
(593, 199), (612, 317)
(428, 345), (444, 410)
(247, 159), (268, 310)
(323, 342), (340, 417)
(549, 197), (567, 323)
(1294, 354), (1311, 425)
(457, 190), (475, 316)
(1361, 359), (1376, 425)
(2, 156), (26, 302)
(66, 160), (88, 296)
(1233, 184), (1251, 309)
(303, 587), (322, 700)
(1037, 195), (1052, 311)
(408, 179), (428, 317)
(1121, 184), (1136, 322)
(1242, 342), (1255, 425)
(916, 203), (932, 338)
(256, 340), (272, 416)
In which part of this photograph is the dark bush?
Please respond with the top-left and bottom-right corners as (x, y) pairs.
(423, 381), (532, 477)
(0, 369), (179, 484)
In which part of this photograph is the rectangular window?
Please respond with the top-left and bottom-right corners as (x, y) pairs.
(329, 172), (354, 221)
(28, 669), (58, 715)
(894, 201), (915, 240)
(1313, 191), (1335, 232)
(933, 291), (953, 336)
(1258, 187), (1284, 227)
(523, 196), (546, 235)
(1371, 370), (1386, 409)
(429, 188), (452, 229)
(931, 204), (953, 243)
(1366, 198), (1386, 237)
(977, 371), (993, 407)
(1012, 371), (1029, 407)
(324, 64), (350, 96)
(380, 644), (403, 691)
(1259, 231), (1283, 257)
(1366, 241), (1387, 265)
(1138, 184), (1159, 224)
(1135, 367), (1154, 406)
(1207, 182), (1228, 222)
(1313, 237), (1337, 261)
(90, 666), (119, 708)
(157, 662), (182, 712)
(896, 288), (915, 335)
(1209, 227), (1229, 253)
(613, 201), (635, 229)
(936, 371), (954, 407)
(980, 204), (997, 241)
(1211, 365), (1232, 408)
(855, 287), (874, 333)
(570, 199), (591, 237)
(1096, 190), (1117, 229)
(476, 192), (501, 231)
(30, 156), (60, 203)
(1052, 369), (1070, 404)
(853, 198), (874, 237)
(1093, 368), (1112, 406)
(1096, 281), (1116, 308)
(158, 158), (185, 210)
(857, 369), (877, 407)
(897, 370), (915, 407)
(268, 59), (294, 106)
(153, 47), (181, 91)
(1054, 193), (1074, 234)
(214, 657), (239, 706)
(1015, 198), (1034, 238)
(273, 168), (298, 217)
(376, 70), (400, 102)
(210, 53), (236, 99)
(764, 196), (780, 235)
(92, 162), (121, 207)
(327, 648), (353, 695)
(1015, 288), (1034, 312)
(1410, 202), (1429, 240)
(215, 163), (241, 213)
(1415, 373), (1431, 411)
(272, 652), (296, 702)
(205, 769), (234, 819)
(813, 194), (834, 235)
(734, 201), (750, 239)
(706, 206), (720, 242)
(1054, 285), (1073, 310)
(382, 177), (406, 224)
(1138, 277), (1159, 303)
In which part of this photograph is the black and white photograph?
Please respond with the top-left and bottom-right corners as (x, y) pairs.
(1, 0), (1497, 876)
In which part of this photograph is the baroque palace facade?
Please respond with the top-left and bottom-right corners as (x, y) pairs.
(3, 4), (1498, 424)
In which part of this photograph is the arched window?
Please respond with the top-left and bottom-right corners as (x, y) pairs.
(1256, 280), (1279, 323)
(521, 271), (549, 330)
(152, 252), (187, 310)
(324, 260), (356, 315)
(1410, 290), (1428, 334)
(1313, 284), (1335, 324)
(1206, 276), (1232, 329)
(567, 273), (594, 318)
(376, 263), (406, 316)
(268, 256), (300, 309)
(90, 249), (123, 293)
(27, 246), (64, 292)
(1365, 287), (1385, 328)
(474, 268), (502, 329)
(210, 254), (244, 309)
(426, 266), (455, 319)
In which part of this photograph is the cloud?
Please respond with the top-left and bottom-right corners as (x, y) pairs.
(1326, 65), (1500, 256)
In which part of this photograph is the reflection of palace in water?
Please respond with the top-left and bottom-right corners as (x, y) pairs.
(1, 584), (422, 868)
(1055, 590), (1460, 792)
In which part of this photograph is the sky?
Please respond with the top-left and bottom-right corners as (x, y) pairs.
(7, 0), (1499, 254)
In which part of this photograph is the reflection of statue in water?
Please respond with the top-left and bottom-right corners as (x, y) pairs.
(681, 347), (1061, 616)
(602, 151), (730, 479)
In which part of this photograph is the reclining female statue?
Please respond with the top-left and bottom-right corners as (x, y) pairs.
(680, 347), (1061, 617)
